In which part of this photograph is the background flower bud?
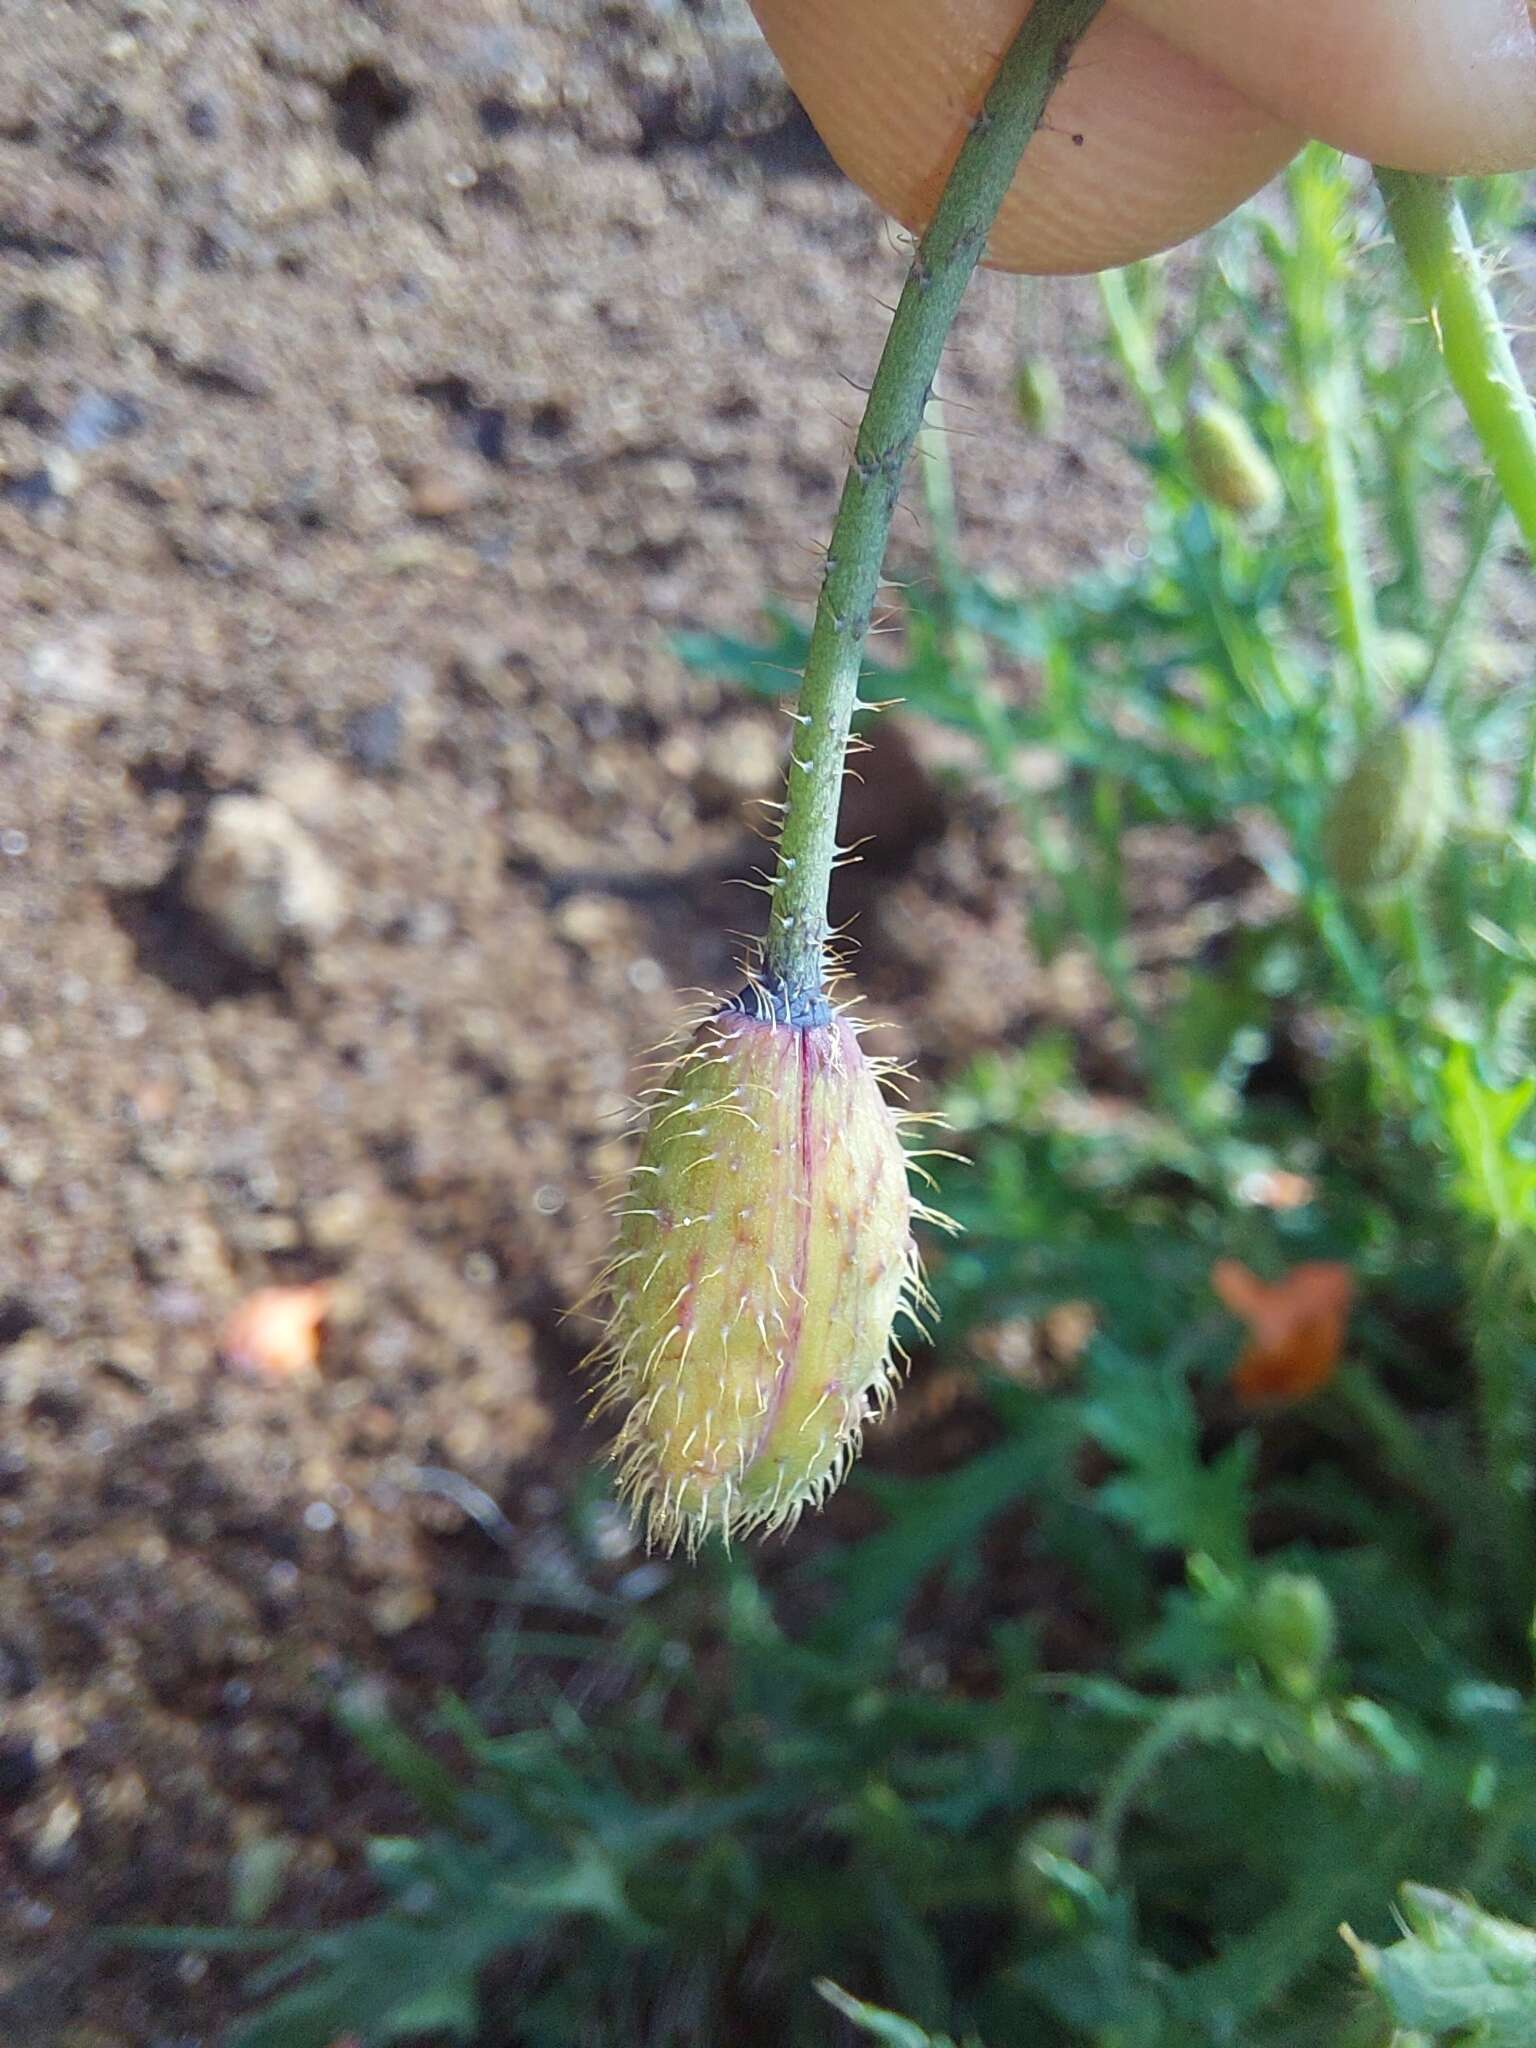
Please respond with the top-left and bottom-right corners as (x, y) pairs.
(598, 996), (919, 1552)
(1245, 1570), (1336, 1701)
(1184, 395), (1281, 519)
(1323, 707), (1454, 897)
(1011, 1812), (1103, 1931)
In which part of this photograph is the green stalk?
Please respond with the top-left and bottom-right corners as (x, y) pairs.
(1469, 1238), (1536, 1622)
(1415, 484), (1505, 711)
(1097, 265), (1178, 439)
(763, 0), (1106, 1004)
(915, 383), (980, 633)
(1287, 150), (1377, 719)
(1309, 368), (1378, 718)
(1376, 170), (1536, 566)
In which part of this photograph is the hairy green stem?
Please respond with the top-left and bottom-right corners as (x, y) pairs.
(1376, 170), (1536, 566)
(763, 0), (1105, 1003)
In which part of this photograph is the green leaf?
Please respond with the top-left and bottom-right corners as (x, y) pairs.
(1344, 1886), (1536, 2046)
(815, 1979), (976, 2048)
(1438, 1042), (1536, 1237)
(808, 1396), (1083, 1639)
(230, 1840), (638, 2048)
(1083, 1343), (1252, 1568)
(671, 607), (896, 721)
(335, 1690), (465, 1826)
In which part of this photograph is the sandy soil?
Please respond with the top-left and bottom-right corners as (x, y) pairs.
(0, 2), (1163, 2040)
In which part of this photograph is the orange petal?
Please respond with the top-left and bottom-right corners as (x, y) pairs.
(1216, 1260), (1353, 1405)
(1210, 1258), (1284, 1337)
(1280, 1262), (1354, 1323)
(219, 1282), (331, 1380)
(1231, 1314), (1342, 1405)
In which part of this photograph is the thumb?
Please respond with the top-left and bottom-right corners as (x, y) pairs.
(748, 0), (1536, 275)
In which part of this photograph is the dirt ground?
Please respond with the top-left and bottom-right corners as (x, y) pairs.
(0, 3), (1162, 2041)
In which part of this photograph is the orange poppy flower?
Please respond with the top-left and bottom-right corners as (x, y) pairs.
(1211, 1258), (1353, 1407)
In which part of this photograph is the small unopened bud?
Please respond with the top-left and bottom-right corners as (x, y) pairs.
(1246, 1570), (1335, 1701)
(1011, 1812), (1102, 1930)
(1184, 396), (1280, 519)
(598, 991), (922, 1552)
(1012, 358), (1062, 436)
(1323, 707), (1454, 896)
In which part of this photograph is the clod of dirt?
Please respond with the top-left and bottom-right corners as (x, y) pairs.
(183, 794), (345, 967)
(328, 61), (414, 166)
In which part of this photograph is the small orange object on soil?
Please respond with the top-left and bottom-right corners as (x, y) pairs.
(218, 1281), (332, 1380)
(1211, 1258), (1353, 1407)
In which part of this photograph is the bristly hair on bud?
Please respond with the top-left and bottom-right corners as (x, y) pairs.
(591, 975), (936, 1554)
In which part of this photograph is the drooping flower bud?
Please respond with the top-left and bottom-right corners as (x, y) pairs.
(1245, 1570), (1336, 1701)
(1322, 706), (1454, 897)
(1011, 1812), (1102, 1931)
(1184, 395), (1280, 519)
(1012, 358), (1063, 436)
(597, 987), (921, 1552)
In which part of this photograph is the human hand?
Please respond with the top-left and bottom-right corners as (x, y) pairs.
(749, 0), (1536, 272)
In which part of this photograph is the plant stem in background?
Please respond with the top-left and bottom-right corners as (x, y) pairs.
(1376, 170), (1536, 566)
(915, 382), (983, 652)
(1468, 1238), (1536, 1623)
(1416, 484), (1505, 710)
(763, 0), (1106, 1006)
(1287, 150), (1378, 720)
(1097, 264), (1178, 439)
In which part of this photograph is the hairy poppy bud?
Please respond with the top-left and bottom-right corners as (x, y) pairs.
(597, 989), (922, 1552)
(1184, 396), (1280, 519)
(1246, 1570), (1336, 1701)
(1012, 358), (1063, 436)
(1323, 707), (1454, 897)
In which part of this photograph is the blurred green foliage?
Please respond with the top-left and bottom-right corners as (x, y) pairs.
(181, 151), (1536, 2047)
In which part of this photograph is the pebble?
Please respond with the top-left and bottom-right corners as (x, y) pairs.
(20, 1787), (81, 1869)
(407, 462), (482, 520)
(369, 1584), (433, 1635)
(64, 390), (146, 453)
(343, 701), (405, 775)
(0, 1738), (41, 1807)
(304, 1188), (371, 1249)
(554, 893), (623, 951)
(184, 794), (346, 966)
(23, 623), (121, 722)
(691, 713), (783, 813)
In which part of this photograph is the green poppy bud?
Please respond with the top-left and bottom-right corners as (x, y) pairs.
(1012, 358), (1063, 436)
(1011, 1812), (1102, 1930)
(1323, 707), (1454, 897)
(1246, 1570), (1336, 1701)
(1184, 396), (1280, 519)
(597, 989), (922, 1552)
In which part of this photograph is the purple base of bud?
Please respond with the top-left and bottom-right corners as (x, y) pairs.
(594, 993), (927, 1553)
